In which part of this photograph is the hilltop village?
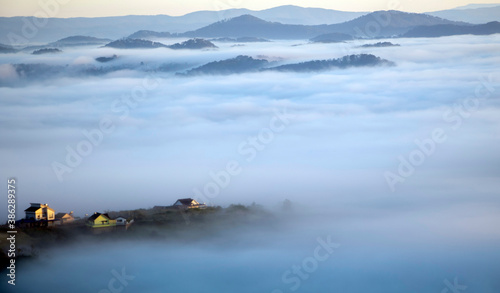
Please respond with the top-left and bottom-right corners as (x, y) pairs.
(16, 198), (213, 230)
(0, 199), (284, 270)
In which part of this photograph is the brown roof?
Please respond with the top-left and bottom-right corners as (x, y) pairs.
(55, 213), (73, 218)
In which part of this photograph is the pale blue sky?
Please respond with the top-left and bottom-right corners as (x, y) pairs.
(1, 0), (499, 17)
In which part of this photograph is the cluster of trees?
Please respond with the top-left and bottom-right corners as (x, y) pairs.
(32, 48), (62, 55)
(265, 54), (395, 72)
(182, 55), (269, 75)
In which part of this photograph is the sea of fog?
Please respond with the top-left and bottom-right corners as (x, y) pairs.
(0, 35), (499, 291)
(2, 208), (500, 292)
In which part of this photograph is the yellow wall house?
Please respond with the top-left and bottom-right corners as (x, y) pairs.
(86, 212), (117, 228)
(25, 203), (55, 221)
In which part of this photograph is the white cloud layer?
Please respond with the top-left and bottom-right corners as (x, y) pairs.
(0, 35), (499, 221)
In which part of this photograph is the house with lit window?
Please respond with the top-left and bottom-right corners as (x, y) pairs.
(173, 198), (206, 209)
(24, 203), (55, 221)
(86, 212), (117, 228)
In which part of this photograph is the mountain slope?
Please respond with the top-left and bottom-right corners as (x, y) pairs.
(403, 21), (500, 38)
(0, 43), (17, 53)
(324, 10), (468, 37)
(48, 36), (112, 47)
(182, 15), (324, 39)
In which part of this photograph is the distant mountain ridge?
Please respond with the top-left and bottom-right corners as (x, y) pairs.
(403, 21), (500, 37)
(0, 43), (17, 53)
(452, 4), (500, 9)
(0, 5), (495, 44)
(0, 6), (367, 45)
(183, 11), (466, 39)
(428, 5), (500, 24)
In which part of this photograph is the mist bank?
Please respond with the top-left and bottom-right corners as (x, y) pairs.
(1, 200), (499, 293)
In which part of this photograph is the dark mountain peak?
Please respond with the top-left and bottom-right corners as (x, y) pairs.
(350, 9), (466, 27)
(223, 14), (270, 24)
(183, 14), (315, 39)
(324, 9), (470, 38)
